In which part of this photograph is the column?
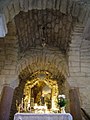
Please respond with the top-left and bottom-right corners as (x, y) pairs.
(69, 88), (82, 120)
(0, 85), (14, 120)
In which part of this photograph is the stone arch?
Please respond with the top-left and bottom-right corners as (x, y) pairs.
(9, 49), (70, 119)
(16, 48), (69, 99)
(1, 0), (89, 24)
(17, 49), (68, 79)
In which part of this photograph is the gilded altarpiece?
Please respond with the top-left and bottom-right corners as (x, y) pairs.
(23, 77), (58, 112)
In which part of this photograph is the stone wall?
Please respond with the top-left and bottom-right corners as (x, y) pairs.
(68, 23), (90, 115)
(0, 21), (18, 99)
(0, 0), (90, 117)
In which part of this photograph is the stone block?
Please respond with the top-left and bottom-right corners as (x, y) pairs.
(19, 0), (24, 11)
(24, 0), (29, 12)
(85, 73), (90, 77)
(0, 61), (4, 67)
(69, 50), (80, 56)
(4, 65), (16, 70)
(72, 2), (80, 17)
(60, 0), (67, 14)
(13, 0), (20, 15)
(71, 36), (82, 44)
(67, 80), (78, 87)
(55, 0), (60, 9)
(3, 7), (9, 23)
(0, 75), (5, 85)
(0, 56), (5, 61)
(67, 0), (73, 14)
(70, 47), (80, 51)
(52, 0), (56, 9)
(6, 55), (17, 61)
(69, 66), (80, 73)
(81, 62), (90, 67)
(9, 70), (16, 75)
(78, 5), (87, 23)
(81, 67), (90, 73)
(76, 78), (90, 87)
(54, 24), (59, 33)
(1, 69), (10, 75)
(41, 0), (47, 9)
(46, 0), (53, 9)
(36, 0), (42, 9)
(69, 61), (80, 67)
(69, 72), (86, 77)
(7, 1), (14, 21)
(70, 43), (81, 47)
(81, 59), (90, 64)
(71, 32), (82, 36)
(5, 35), (16, 41)
(69, 55), (80, 62)
(5, 49), (17, 56)
(28, 0), (36, 9)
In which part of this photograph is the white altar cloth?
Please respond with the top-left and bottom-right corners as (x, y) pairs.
(14, 113), (73, 120)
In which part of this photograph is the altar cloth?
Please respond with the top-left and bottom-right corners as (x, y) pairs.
(14, 113), (73, 120)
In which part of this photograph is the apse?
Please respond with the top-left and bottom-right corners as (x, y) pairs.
(9, 69), (69, 119)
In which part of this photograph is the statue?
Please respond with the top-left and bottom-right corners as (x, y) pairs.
(40, 93), (45, 105)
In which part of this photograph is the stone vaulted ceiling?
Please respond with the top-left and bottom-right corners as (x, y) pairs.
(0, 0), (90, 78)
(15, 10), (75, 54)
(0, 0), (89, 79)
(0, 0), (89, 53)
(0, 0), (90, 47)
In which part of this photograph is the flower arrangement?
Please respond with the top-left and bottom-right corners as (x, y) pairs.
(57, 94), (67, 108)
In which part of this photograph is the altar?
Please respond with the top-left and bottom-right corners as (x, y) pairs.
(14, 113), (73, 120)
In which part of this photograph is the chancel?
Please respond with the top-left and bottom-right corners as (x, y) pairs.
(15, 71), (58, 113)
(0, 0), (90, 120)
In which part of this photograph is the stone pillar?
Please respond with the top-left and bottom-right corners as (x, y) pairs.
(0, 85), (14, 120)
(69, 88), (82, 120)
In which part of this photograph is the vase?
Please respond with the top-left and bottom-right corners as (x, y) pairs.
(60, 106), (66, 113)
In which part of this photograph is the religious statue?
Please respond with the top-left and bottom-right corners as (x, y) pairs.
(40, 93), (45, 105)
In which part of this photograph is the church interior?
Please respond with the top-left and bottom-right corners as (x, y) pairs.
(0, 0), (90, 120)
